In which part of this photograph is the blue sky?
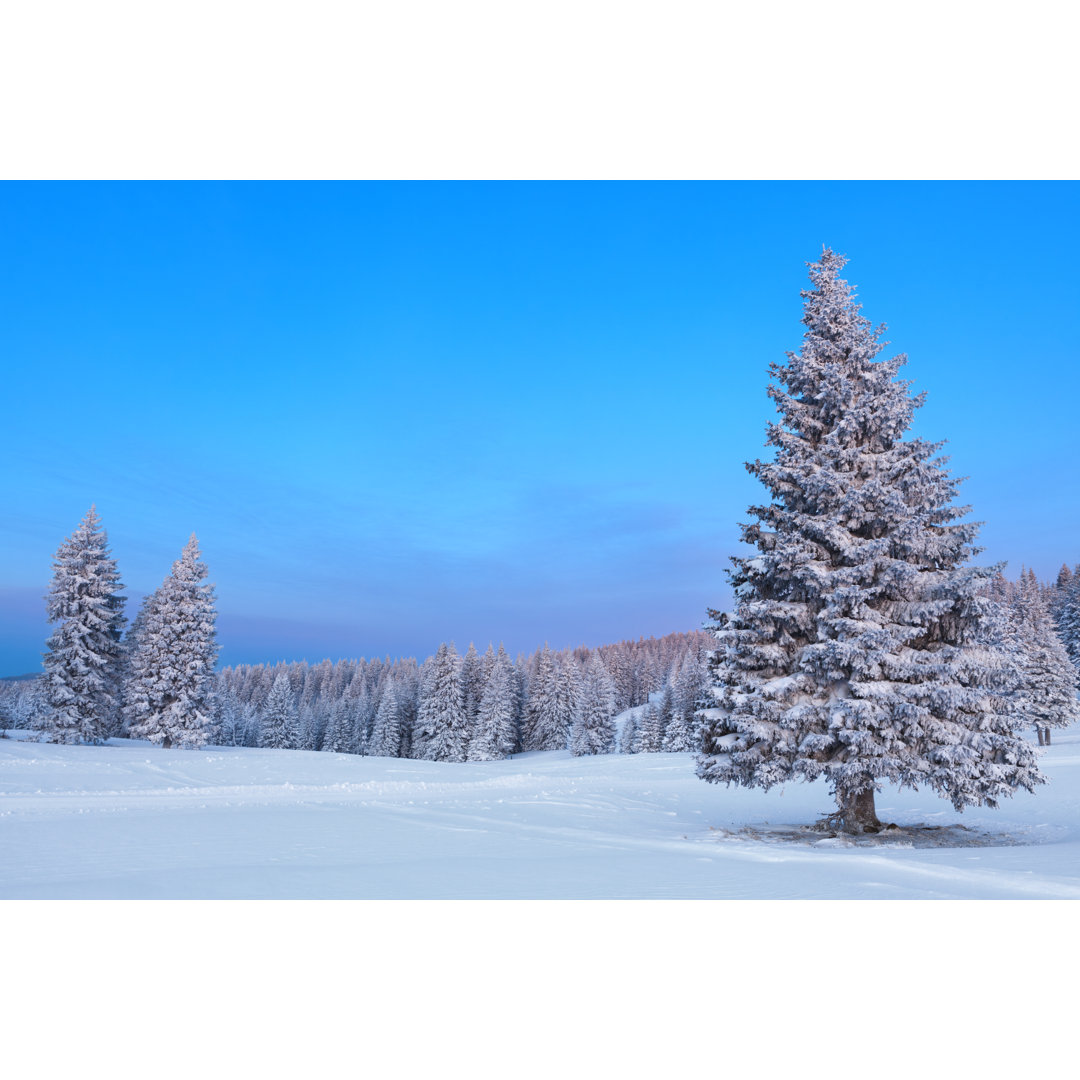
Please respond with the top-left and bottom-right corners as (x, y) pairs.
(3, 182), (1077, 674)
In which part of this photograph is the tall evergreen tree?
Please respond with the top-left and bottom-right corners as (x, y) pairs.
(125, 535), (218, 750)
(699, 249), (1042, 832)
(40, 506), (127, 744)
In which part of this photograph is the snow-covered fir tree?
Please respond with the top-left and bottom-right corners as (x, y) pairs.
(664, 653), (706, 751)
(414, 642), (470, 762)
(638, 701), (664, 753)
(124, 535), (218, 750)
(522, 645), (574, 751)
(661, 707), (695, 752)
(699, 249), (1042, 832)
(322, 697), (353, 754)
(1055, 575), (1080, 671)
(297, 703), (320, 750)
(461, 642), (483, 727)
(347, 681), (373, 755)
(1010, 569), (1078, 746)
(216, 687), (256, 747)
(369, 681), (403, 758)
(0, 679), (44, 732)
(259, 671), (299, 749)
(1048, 563), (1073, 625)
(618, 712), (639, 755)
(39, 506), (127, 744)
(468, 644), (519, 760)
(570, 653), (617, 756)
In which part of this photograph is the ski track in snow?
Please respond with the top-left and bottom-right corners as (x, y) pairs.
(2, 729), (1079, 899)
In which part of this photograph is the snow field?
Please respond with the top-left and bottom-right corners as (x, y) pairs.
(3, 727), (1079, 899)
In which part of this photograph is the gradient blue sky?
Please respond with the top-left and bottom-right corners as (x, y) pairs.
(3, 182), (1077, 674)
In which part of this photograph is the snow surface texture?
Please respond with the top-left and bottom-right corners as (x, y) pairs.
(2, 727), (1078, 899)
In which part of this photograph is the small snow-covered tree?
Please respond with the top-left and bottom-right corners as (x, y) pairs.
(618, 712), (639, 755)
(125, 535), (218, 750)
(259, 671), (298, 749)
(40, 506), (127, 744)
(638, 701), (664, 753)
(699, 249), (1042, 832)
(570, 654), (616, 756)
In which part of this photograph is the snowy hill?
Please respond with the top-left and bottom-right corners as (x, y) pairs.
(2, 729), (1079, 899)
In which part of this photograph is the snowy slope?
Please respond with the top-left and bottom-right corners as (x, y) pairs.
(2, 729), (1079, 899)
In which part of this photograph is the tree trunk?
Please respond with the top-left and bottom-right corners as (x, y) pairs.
(1037, 728), (1045, 746)
(1044, 728), (1052, 746)
(838, 787), (881, 833)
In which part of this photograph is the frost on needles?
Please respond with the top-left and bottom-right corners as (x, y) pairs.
(40, 506), (127, 743)
(123, 534), (219, 750)
(697, 249), (1043, 833)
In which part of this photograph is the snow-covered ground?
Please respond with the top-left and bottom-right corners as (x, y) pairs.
(2, 728), (1079, 899)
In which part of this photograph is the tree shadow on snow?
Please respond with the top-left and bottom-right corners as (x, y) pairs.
(708, 822), (1028, 849)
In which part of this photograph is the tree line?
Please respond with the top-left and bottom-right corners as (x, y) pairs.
(1, 504), (714, 758)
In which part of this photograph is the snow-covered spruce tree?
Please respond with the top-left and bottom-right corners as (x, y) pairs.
(618, 712), (639, 755)
(570, 653), (617, 756)
(297, 703), (319, 751)
(125, 535), (218, 750)
(1011, 569), (1078, 746)
(369, 681), (403, 758)
(259, 671), (298, 749)
(1055, 575), (1080, 671)
(522, 645), (575, 751)
(469, 644), (519, 760)
(1, 679), (43, 732)
(40, 506), (127, 744)
(215, 687), (254, 747)
(415, 642), (471, 762)
(322, 697), (354, 754)
(665, 653), (708, 752)
(698, 249), (1041, 833)
(638, 701), (664, 753)
(461, 642), (483, 727)
(1049, 564), (1073, 623)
